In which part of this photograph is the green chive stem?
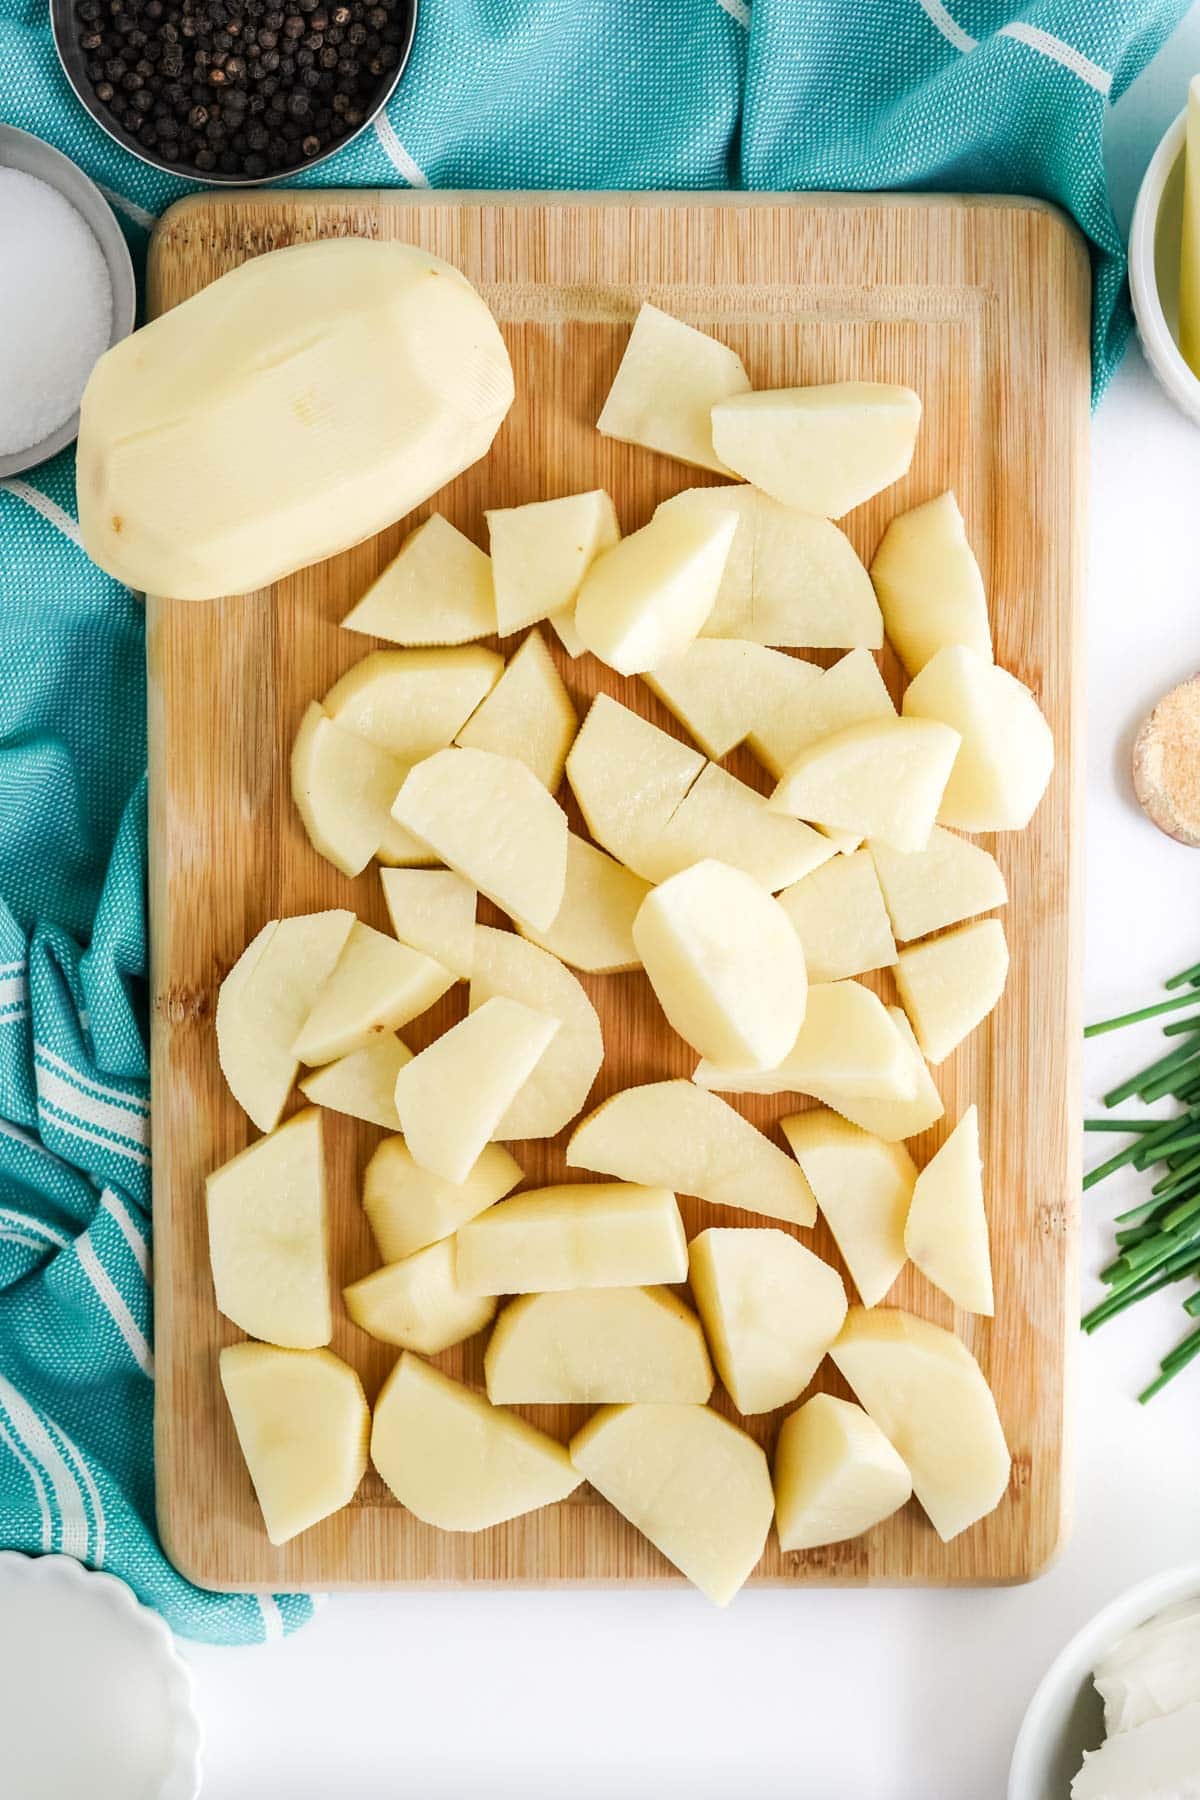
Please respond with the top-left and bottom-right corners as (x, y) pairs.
(1087, 992), (1200, 1038)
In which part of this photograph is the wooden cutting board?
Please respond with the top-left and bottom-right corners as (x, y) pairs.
(147, 191), (1089, 1592)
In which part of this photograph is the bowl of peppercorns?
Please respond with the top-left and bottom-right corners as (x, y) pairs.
(52, 0), (417, 183)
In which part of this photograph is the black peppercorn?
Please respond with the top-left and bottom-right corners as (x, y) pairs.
(94, 77), (115, 99)
(188, 101), (207, 123)
(194, 146), (216, 168)
(301, 131), (320, 155)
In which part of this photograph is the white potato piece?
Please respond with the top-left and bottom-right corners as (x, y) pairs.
(468, 926), (604, 1139)
(751, 495), (884, 648)
(216, 908), (354, 1132)
(291, 703), (428, 878)
(574, 504), (738, 675)
(380, 867), (476, 979)
(903, 645), (1054, 831)
(711, 382), (922, 519)
(568, 1079), (815, 1226)
(694, 980), (916, 1104)
(750, 648), (895, 780)
(633, 859), (807, 1069)
(596, 303), (751, 473)
(393, 996), (559, 1182)
(689, 1226), (847, 1414)
(656, 485), (757, 636)
(769, 716), (961, 854)
(870, 827), (1007, 944)
(870, 490), (991, 676)
(391, 746), (568, 931)
(810, 1007), (944, 1143)
(830, 1307), (1011, 1541)
(298, 1032), (410, 1130)
(515, 833), (649, 974)
(548, 608), (587, 659)
(293, 921), (454, 1066)
(323, 646), (503, 762)
(455, 1183), (688, 1296)
(780, 1109), (915, 1307)
(343, 1238), (496, 1353)
(454, 630), (577, 790)
(650, 763), (835, 891)
(79, 239), (513, 600)
(905, 1106), (993, 1314)
(341, 513), (496, 646)
(645, 638), (821, 760)
(895, 917), (1009, 1066)
(569, 1403), (774, 1607)
(206, 1107), (330, 1348)
(565, 693), (705, 879)
(773, 1393), (912, 1552)
(486, 489), (619, 635)
(485, 1287), (714, 1404)
(363, 1136), (523, 1262)
(777, 848), (897, 983)
(371, 1353), (580, 1530)
(220, 1343), (368, 1546)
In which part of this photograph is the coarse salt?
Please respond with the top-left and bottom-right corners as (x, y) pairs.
(0, 167), (113, 458)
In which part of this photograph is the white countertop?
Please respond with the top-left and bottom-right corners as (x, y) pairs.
(182, 19), (1200, 1796)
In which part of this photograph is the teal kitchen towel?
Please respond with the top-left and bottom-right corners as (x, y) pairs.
(0, 0), (1187, 1644)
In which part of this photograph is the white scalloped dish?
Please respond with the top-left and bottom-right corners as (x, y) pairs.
(0, 1552), (202, 1799)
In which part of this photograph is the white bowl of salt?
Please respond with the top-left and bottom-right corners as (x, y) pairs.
(0, 124), (135, 477)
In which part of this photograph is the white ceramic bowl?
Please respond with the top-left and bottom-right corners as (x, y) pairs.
(1128, 106), (1200, 423)
(1008, 1561), (1200, 1799)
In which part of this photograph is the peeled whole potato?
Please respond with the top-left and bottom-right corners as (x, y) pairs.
(869, 491), (992, 676)
(902, 645), (1054, 831)
(79, 239), (514, 599)
(710, 382), (922, 519)
(774, 1393), (912, 1553)
(485, 1287), (714, 1405)
(574, 503), (738, 675)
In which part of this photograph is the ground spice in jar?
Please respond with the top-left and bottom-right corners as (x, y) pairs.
(1133, 674), (1200, 847)
(72, 0), (410, 180)
(0, 168), (113, 458)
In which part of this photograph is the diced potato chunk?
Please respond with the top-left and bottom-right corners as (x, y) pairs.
(903, 645), (1054, 831)
(634, 859), (807, 1069)
(486, 489), (619, 635)
(656, 486), (756, 636)
(575, 504), (738, 675)
(391, 746), (568, 931)
(292, 920), (454, 1067)
(216, 908), (354, 1132)
(569, 1403), (774, 1606)
(371, 1354), (580, 1530)
(380, 867), (477, 978)
(809, 1007), (944, 1143)
(904, 1106), (993, 1314)
(689, 1226), (847, 1413)
(565, 693), (704, 879)
(777, 848), (897, 982)
(455, 1183), (688, 1296)
(780, 1108), (915, 1307)
(870, 827), (1007, 944)
(343, 1238), (496, 1354)
(392, 995), (559, 1182)
(485, 1287), (714, 1404)
(568, 1079), (815, 1226)
(750, 494), (883, 648)
(220, 1343), (369, 1546)
(894, 917), (1009, 1065)
(645, 638), (821, 760)
(467, 926), (604, 1139)
(649, 763), (835, 891)
(750, 648), (895, 780)
(454, 630), (577, 790)
(363, 1136), (522, 1262)
(774, 1393), (912, 1552)
(298, 1032), (410, 1130)
(341, 513), (496, 647)
(694, 980), (916, 1103)
(291, 703), (428, 878)
(596, 303), (751, 473)
(323, 646), (502, 762)
(548, 608), (587, 659)
(711, 383), (922, 518)
(870, 491), (991, 676)
(515, 833), (649, 974)
(206, 1107), (330, 1348)
(769, 716), (961, 854)
(830, 1307), (1010, 1541)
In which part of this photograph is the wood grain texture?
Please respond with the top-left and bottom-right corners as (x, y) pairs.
(147, 191), (1089, 1593)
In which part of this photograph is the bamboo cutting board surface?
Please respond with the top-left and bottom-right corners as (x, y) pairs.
(147, 191), (1089, 1592)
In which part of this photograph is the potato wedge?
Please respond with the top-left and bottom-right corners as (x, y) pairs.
(575, 503), (738, 675)
(291, 703), (429, 878)
(515, 833), (649, 974)
(645, 638), (821, 760)
(380, 867), (477, 979)
(650, 763), (836, 891)
(894, 917), (1009, 1065)
(904, 1106), (993, 1315)
(903, 645), (1054, 832)
(749, 647), (895, 780)
(596, 303), (750, 473)
(485, 1288), (714, 1405)
(870, 490), (991, 676)
(808, 1007), (944, 1143)
(486, 489), (619, 635)
(292, 920), (454, 1067)
(468, 926), (604, 1139)
(710, 382), (921, 518)
(689, 1226), (847, 1413)
(363, 1136), (523, 1262)
(870, 828), (1007, 944)
(454, 630), (577, 790)
(341, 513), (496, 647)
(455, 1183), (688, 1295)
(298, 1032), (410, 1130)
(774, 1393), (912, 1552)
(693, 980), (916, 1103)
(323, 646), (502, 762)
(769, 716), (961, 854)
(780, 1108), (915, 1307)
(343, 1238), (496, 1354)
(565, 693), (704, 879)
(777, 848), (897, 982)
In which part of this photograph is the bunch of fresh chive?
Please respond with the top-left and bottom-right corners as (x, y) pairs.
(1083, 957), (1200, 1400)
